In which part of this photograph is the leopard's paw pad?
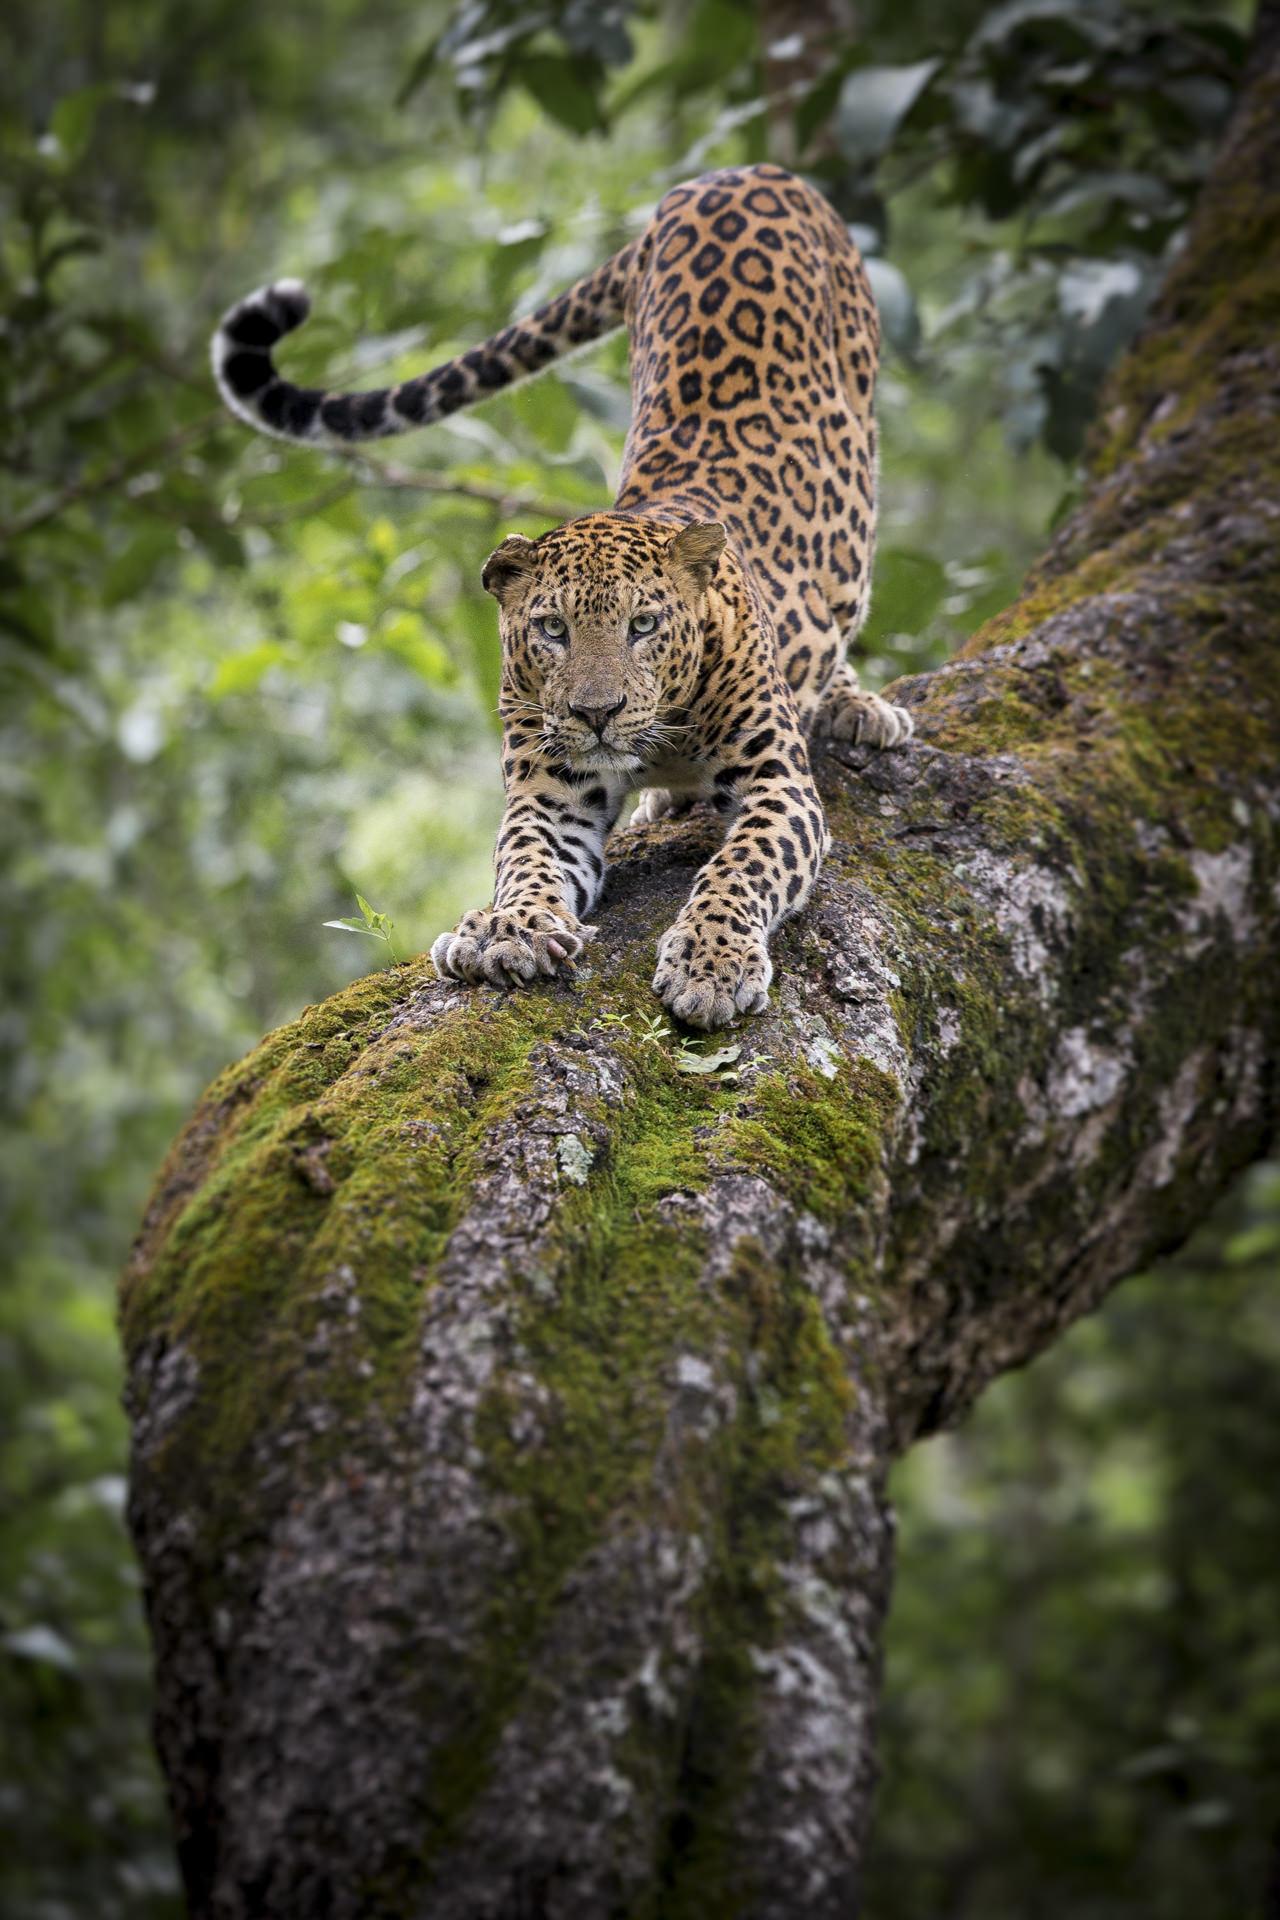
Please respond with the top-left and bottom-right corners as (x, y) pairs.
(652, 919), (772, 1031)
(431, 908), (594, 988)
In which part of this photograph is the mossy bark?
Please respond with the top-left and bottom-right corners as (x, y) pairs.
(124, 17), (1280, 1918)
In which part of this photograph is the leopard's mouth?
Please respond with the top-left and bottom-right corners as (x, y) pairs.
(551, 721), (652, 775)
(570, 744), (644, 775)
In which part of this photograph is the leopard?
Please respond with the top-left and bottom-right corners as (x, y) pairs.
(212, 163), (913, 1029)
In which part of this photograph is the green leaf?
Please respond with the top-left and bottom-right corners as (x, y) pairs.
(865, 548), (948, 641)
(1225, 1221), (1280, 1266)
(323, 917), (383, 937)
(947, 78), (1031, 149)
(520, 54), (608, 137)
(864, 257), (919, 357)
(1041, 172), (1177, 225)
(40, 233), (103, 279)
(835, 60), (940, 170)
(396, 30), (443, 106)
(190, 521), (246, 570)
(560, 8), (632, 67)
(4, 1625), (78, 1671)
(210, 644), (287, 698)
(355, 893), (379, 927)
(49, 86), (107, 165)
(971, 0), (1122, 55)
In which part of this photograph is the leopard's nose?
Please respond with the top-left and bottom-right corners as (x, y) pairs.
(568, 695), (627, 739)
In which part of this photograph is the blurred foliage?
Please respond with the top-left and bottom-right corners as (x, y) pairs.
(817, 0), (1247, 453)
(869, 1161), (1280, 1919)
(0, 0), (1271, 1913)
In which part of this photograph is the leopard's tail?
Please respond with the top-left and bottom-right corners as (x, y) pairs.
(211, 240), (640, 447)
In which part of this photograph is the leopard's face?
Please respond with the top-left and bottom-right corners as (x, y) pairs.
(484, 513), (725, 774)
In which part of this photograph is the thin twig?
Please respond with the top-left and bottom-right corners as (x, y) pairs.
(2, 413), (583, 544)
(134, 477), (359, 534)
(238, 478), (358, 526)
(343, 448), (580, 521)
(0, 411), (224, 541)
(9, 346), (131, 424)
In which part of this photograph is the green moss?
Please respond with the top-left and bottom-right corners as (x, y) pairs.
(123, 905), (899, 1895)
(118, 965), (579, 1550)
(827, 549), (1275, 1249)
(1091, 257), (1280, 479)
(417, 1035), (735, 1830)
(957, 543), (1141, 661)
(646, 1242), (857, 1918)
(381, 1021), (878, 1883)
(720, 1058), (898, 1225)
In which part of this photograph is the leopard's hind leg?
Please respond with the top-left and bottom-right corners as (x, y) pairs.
(817, 661), (914, 748)
(628, 787), (676, 828)
(627, 787), (704, 828)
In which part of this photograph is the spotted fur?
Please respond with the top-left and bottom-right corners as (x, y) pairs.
(213, 165), (913, 1029)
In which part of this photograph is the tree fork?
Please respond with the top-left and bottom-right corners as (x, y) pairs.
(123, 13), (1280, 1915)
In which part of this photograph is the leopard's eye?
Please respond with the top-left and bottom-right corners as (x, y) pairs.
(536, 615), (568, 642)
(629, 612), (660, 639)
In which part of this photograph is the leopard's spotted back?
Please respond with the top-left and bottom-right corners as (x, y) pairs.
(617, 167), (880, 716)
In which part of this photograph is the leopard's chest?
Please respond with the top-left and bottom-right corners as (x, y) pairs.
(641, 753), (718, 798)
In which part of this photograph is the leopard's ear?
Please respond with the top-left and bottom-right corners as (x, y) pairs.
(482, 534), (537, 605)
(668, 521), (726, 594)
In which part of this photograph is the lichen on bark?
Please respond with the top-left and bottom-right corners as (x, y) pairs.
(124, 16), (1280, 1916)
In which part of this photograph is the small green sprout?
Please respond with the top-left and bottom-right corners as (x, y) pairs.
(591, 1005), (743, 1080)
(323, 891), (401, 963)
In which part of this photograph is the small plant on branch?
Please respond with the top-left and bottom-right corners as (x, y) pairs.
(323, 891), (401, 962)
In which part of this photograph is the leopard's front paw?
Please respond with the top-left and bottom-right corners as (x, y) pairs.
(430, 907), (595, 988)
(652, 916), (772, 1030)
(825, 687), (914, 749)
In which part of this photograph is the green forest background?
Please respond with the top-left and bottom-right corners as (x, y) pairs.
(2, 0), (1277, 1914)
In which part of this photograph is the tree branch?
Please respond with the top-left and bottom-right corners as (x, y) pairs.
(2, 429), (581, 545)
(337, 446), (583, 522)
(122, 22), (1280, 1919)
(0, 411), (223, 541)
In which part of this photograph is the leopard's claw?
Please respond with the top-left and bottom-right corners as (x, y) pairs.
(652, 918), (772, 1030)
(432, 909), (595, 988)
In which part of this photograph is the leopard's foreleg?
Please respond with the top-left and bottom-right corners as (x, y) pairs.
(432, 765), (626, 988)
(652, 710), (828, 1030)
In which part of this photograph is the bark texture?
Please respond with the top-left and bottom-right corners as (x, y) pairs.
(124, 21), (1280, 1918)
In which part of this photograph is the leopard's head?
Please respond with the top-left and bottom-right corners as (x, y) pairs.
(483, 512), (726, 775)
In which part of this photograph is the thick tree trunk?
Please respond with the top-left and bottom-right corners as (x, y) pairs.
(123, 17), (1280, 1917)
